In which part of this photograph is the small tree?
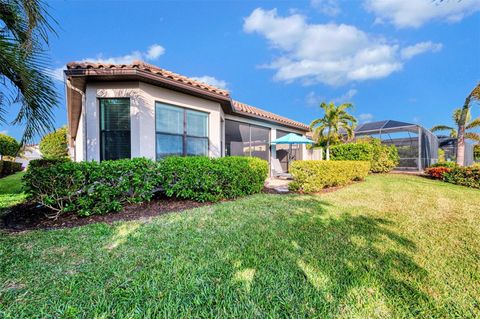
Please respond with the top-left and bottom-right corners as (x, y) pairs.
(39, 127), (68, 159)
(310, 102), (357, 160)
(0, 134), (20, 160)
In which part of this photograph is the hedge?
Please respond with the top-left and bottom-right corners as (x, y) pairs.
(158, 156), (268, 202)
(28, 157), (70, 169)
(330, 139), (399, 173)
(23, 156), (268, 217)
(330, 143), (373, 161)
(24, 158), (161, 217)
(289, 160), (371, 193)
(0, 160), (22, 177)
(442, 166), (480, 189)
(429, 161), (457, 168)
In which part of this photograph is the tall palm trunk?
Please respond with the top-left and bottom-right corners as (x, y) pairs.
(456, 95), (472, 166)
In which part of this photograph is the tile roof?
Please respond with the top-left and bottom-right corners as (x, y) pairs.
(66, 61), (309, 131)
(66, 61), (230, 98)
(233, 100), (309, 131)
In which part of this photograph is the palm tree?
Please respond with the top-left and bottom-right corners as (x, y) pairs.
(456, 84), (480, 165)
(0, 0), (58, 142)
(310, 102), (357, 160)
(431, 108), (480, 143)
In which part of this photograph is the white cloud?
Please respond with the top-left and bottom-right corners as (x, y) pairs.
(243, 8), (438, 86)
(146, 44), (165, 60)
(190, 76), (228, 89)
(50, 44), (165, 82)
(333, 89), (357, 103)
(365, 0), (480, 28)
(306, 91), (322, 106)
(358, 113), (374, 122)
(311, 0), (341, 16)
(0, 130), (8, 135)
(401, 41), (443, 59)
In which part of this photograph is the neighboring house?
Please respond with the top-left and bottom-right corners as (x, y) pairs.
(16, 144), (42, 169)
(64, 61), (310, 171)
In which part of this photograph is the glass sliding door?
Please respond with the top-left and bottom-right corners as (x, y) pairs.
(225, 119), (270, 161)
(155, 102), (209, 159)
(100, 98), (131, 160)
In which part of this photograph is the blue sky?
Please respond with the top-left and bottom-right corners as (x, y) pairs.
(2, 0), (480, 141)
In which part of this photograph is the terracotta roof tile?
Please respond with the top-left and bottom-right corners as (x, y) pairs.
(66, 61), (309, 131)
(233, 100), (309, 131)
(66, 61), (230, 97)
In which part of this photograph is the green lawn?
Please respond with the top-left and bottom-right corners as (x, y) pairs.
(1, 174), (479, 318)
(0, 172), (26, 212)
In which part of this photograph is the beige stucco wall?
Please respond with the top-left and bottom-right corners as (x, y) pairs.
(81, 81), (224, 161)
(76, 81), (308, 165)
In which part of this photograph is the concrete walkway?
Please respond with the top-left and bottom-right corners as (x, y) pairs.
(264, 178), (291, 194)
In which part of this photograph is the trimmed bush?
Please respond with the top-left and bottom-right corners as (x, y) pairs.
(39, 127), (69, 159)
(23, 158), (161, 217)
(442, 166), (480, 189)
(330, 143), (373, 161)
(28, 157), (70, 169)
(158, 156), (268, 202)
(331, 139), (399, 173)
(23, 156), (268, 217)
(289, 160), (371, 193)
(425, 167), (452, 179)
(0, 160), (23, 177)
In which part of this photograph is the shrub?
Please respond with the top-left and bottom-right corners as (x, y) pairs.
(425, 167), (451, 179)
(0, 160), (23, 177)
(330, 143), (373, 161)
(442, 166), (480, 189)
(23, 156), (268, 217)
(429, 161), (457, 168)
(39, 127), (69, 159)
(475, 144), (480, 162)
(158, 156), (268, 202)
(289, 160), (370, 193)
(23, 158), (161, 217)
(0, 134), (20, 159)
(331, 138), (399, 173)
(28, 157), (70, 169)
(438, 148), (445, 162)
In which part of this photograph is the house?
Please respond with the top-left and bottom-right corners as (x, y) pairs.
(64, 61), (311, 172)
(16, 144), (42, 169)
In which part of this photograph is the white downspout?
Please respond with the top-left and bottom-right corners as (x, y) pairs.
(66, 78), (86, 161)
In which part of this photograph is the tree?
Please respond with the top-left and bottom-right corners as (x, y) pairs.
(474, 144), (480, 162)
(39, 127), (68, 159)
(0, 133), (20, 160)
(431, 108), (480, 142)
(310, 102), (357, 160)
(456, 84), (480, 165)
(0, 0), (58, 143)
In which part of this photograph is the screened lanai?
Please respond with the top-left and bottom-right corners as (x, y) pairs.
(354, 120), (439, 171)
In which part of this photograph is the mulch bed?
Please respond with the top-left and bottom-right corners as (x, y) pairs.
(0, 195), (212, 233)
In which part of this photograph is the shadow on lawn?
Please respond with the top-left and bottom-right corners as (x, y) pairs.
(95, 195), (433, 317)
(229, 195), (433, 316)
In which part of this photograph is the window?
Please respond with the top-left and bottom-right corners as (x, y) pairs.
(155, 102), (208, 159)
(225, 120), (270, 161)
(100, 98), (131, 160)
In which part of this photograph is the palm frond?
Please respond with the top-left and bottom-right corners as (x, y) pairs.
(465, 132), (480, 142)
(466, 117), (480, 130)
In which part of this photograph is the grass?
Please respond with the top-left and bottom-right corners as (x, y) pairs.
(1, 174), (479, 318)
(0, 172), (26, 212)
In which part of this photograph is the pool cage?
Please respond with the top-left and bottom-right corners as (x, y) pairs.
(354, 120), (438, 171)
(437, 136), (474, 166)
